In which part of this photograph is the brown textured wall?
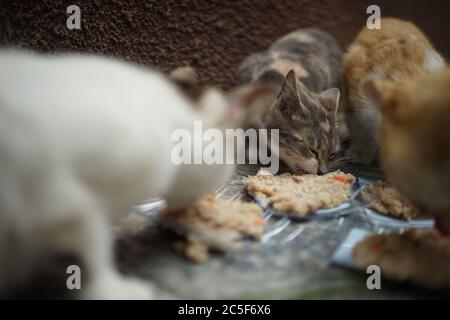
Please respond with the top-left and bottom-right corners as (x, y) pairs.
(0, 0), (449, 89)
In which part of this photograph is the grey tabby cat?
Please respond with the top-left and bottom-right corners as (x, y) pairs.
(238, 28), (343, 174)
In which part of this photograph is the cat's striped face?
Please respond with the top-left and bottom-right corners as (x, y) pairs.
(264, 70), (340, 174)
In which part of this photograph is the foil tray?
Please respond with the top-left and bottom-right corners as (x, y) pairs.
(123, 163), (441, 299)
(134, 163), (434, 255)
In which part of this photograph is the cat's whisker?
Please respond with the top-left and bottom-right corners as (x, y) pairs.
(332, 159), (347, 164)
(333, 156), (350, 161)
(332, 158), (350, 164)
(330, 157), (351, 168)
(334, 157), (350, 163)
(338, 135), (351, 143)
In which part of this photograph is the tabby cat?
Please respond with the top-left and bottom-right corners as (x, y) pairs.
(239, 28), (342, 174)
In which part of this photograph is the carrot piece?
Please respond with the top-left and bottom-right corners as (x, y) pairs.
(331, 176), (350, 183)
(253, 217), (265, 226)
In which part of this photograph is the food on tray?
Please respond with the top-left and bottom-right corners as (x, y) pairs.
(161, 194), (266, 263)
(244, 170), (355, 217)
(361, 181), (428, 220)
(352, 230), (450, 291)
(173, 237), (211, 264)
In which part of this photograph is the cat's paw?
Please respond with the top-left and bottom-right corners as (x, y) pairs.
(82, 274), (154, 300)
(346, 146), (376, 165)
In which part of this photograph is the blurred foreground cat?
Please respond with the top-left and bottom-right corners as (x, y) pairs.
(0, 50), (258, 299)
(342, 18), (446, 164)
(239, 28), (342, 174)
(365, 68), (450, 232)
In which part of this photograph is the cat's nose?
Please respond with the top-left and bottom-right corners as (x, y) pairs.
(318, 166), (328, 175)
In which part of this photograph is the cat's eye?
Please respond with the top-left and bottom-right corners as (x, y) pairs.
(309, 148), (319, 158)
(329, 152), (336, 160)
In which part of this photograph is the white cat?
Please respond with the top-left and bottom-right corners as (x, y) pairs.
(0, 49), (254, 299)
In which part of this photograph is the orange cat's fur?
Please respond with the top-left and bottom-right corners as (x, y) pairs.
(342, 18), (446, 164)
(365, 68), (450, 230)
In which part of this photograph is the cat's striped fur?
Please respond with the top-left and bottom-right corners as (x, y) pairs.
(238, 28), (343, 174)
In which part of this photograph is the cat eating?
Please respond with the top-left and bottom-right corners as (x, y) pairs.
(364, 68), (450, 233)
(238, 28), (342, 175)
(342, 18), (446, 165)
(0, 49), (262, 299)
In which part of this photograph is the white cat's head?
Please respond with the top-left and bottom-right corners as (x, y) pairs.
(165, 71), (275, 210)
(170, 66), (276, 131)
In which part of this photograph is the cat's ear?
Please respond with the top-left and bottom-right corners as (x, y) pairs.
(170, 66), (198, 85)
(320, 87), (340, 118)
(232, 85), (277, 110)
(170, 66), (202, 101)
(274, 69), (304, 118)
(230, 85), (278, 123)
(200, 85), (276, 128)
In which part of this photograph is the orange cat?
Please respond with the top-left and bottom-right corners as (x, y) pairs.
(365, 68), (450, 231)
(342, 18), (446, 164)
